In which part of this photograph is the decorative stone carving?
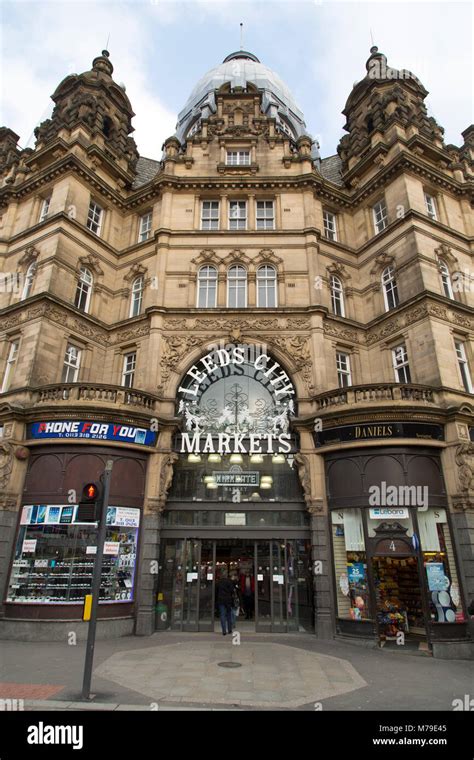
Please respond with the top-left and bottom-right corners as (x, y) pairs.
(19, 245), (39, 268)
(113, 325), (150, 344)
(157, 452), (179, 509)
(324, 322), (359, 343)
(455, 443), (474, 494)
(222, 250), (252, 267)
(124, 262), (148, 283)
(262, 334), (314, 393)
(159, 334), (208, 386)
(294, 452), (321, 510)
(191, 249), (220, 268)
(370, 252), (395, 276)
(326, 262), (351, 282)
(366, 318), (402, 346)
(254, 248), (283, 268)
(0, 441), (14, 490)
(77, 254), (104, 277)
(451, 311), (473, 330)
(434, 243), (458, 268)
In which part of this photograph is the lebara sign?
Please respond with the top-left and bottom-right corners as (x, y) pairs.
(27, 421), (156, 447)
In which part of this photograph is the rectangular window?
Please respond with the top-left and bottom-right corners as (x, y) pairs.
(39, 197), (51, 222)
(138, 212), (152, 242)
(256, 200), (275, 230)
(1, 341), (19, 393)
(455, 341), (473, 393)
(86, 201), (103, 236)
(323, 210), (337, 241)
(226, 150), (251, 166)
(201, 200), (220, 230)
(424, 193), (437, 221)
(392, 345), (411, 383)
(61, 344), (81, 383)
(122, 352), (136, 388)
(336, 352), (352, 388)
(229, 200), (247, 230)
(373, 199), (388, 234)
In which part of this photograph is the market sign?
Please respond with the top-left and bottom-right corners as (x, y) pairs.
(213, 471), (259, 487)
(178, 345), (295, 404)
(27, 420), (157, 447)
(314, 422), (444, 447)
(176, 344), (297, 456)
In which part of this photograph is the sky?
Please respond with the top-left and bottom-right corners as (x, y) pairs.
(1, 0), (472, 161)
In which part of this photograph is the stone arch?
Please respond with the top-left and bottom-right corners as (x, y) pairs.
(165, 335), (306, 402)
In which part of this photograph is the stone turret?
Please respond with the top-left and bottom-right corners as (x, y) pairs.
(33, 50), (139, 174)
(337, 46), (445, 174)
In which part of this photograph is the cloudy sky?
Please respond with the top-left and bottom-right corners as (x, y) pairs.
(1, 0), (471, 160)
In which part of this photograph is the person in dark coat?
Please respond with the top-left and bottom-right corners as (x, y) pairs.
(216, 573), (234, 635)
(240, 571), (255, 620)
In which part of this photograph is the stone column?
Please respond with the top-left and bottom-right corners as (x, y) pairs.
(135, 438), (178, 636)
(295, 432), (335, 639)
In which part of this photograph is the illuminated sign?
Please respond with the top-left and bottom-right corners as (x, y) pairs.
(213, 471), (259, 487)
(27, 420), (156, 446)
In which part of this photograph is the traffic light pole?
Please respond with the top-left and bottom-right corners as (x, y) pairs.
(81, 459), (114, 701)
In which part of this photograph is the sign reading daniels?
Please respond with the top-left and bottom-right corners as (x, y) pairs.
(314, 422), (444, 447)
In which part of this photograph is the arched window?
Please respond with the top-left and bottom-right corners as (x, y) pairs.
(130, 276), (144, 317)
(257, 265), (277, 308)
(197, 265), (217, 308)
(381, 266), (399, 311)
(330, 275), (345, 317)
(439, 259), (454, 300)
(21, 263), (36, 301)
(74, 266), (93, 313)
(227, 265), (247, 308)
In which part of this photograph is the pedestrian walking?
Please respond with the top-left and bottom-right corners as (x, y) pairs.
(216, 572), (234, 635)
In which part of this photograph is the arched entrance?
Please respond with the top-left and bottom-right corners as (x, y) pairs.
(156, 343), (314, 633)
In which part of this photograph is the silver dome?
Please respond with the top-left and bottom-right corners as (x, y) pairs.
(175, 51), (319, 160)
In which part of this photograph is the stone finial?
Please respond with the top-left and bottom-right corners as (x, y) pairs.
(92, 49), (114, 77)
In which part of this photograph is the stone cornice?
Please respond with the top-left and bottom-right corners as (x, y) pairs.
(2, 137), (471, 215)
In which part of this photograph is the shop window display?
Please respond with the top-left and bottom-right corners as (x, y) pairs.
(332, 509), (371, 621)
(6, 505), (139, 604)
(419, 508), (463, 624)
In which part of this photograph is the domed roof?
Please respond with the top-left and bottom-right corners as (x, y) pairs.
(176, 50), (317, 157)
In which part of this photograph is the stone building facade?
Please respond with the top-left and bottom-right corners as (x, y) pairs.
(0, 47), (472, 657)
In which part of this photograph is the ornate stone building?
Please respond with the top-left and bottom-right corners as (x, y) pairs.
(0, 47), (472, 657)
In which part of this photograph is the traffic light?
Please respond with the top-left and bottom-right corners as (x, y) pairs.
(77, 482), (102, 522)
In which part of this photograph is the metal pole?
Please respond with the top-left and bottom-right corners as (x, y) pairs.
(81, 460), (114, 700)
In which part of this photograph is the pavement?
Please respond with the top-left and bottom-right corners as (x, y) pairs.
(0, 631), (473, 711)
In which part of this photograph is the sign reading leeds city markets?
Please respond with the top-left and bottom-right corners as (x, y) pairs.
(176, 344), (297, 456)
(27, 420), (157, 446)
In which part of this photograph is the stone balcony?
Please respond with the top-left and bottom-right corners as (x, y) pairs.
(0, 383), (158, 414)
(313, 382), (469, 415)
(37, 383), (157, 411)
(0, 382), (468, 423)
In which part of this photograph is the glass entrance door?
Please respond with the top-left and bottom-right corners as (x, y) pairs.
(158, 538), (313, 633)
(198, 540), (215, 631)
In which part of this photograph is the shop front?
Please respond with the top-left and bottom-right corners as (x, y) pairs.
(155, 343), (314, 634)
(326, 446), (471, 657)
(1, 423), (153, 639)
